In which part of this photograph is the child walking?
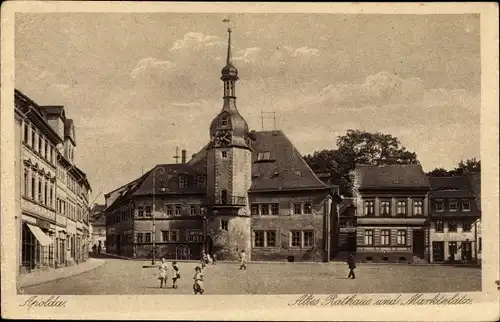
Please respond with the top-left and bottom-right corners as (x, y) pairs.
(172, 261), (180, 289)
(158, 258), (169, 288)
(239, 250), (247, 270)
(193, 266), (205, 294)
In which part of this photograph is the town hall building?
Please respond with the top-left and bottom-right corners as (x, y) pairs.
(103, 28), (342, 262)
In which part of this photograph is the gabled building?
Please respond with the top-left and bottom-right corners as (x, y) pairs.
(428, 175), (481, 263)
(352, 164), (431, 263)
(14, 89), (91, 275)
(104, 28), (341, 262)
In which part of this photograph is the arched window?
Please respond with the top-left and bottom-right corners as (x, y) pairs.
(221, 189), (228, 204)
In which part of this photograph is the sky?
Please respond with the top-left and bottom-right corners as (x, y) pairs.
(15, 13), (481, 204)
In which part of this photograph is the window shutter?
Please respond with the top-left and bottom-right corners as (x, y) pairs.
(288, 231), (292, 247)
(357, 229), (364, 246)
(288, 202), (293, 216)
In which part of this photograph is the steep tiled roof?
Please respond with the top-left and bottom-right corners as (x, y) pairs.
(429, 176), (476, 198)
(466, 173), (481, 211)
(249, 130), (328, 192)
(132, 163), (205, 196)
(355, 164), (430, 189)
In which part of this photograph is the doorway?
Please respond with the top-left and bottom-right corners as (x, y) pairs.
(176, 245), (190, 260)
(461, 241), (472, 262)
(432, 241), (445, 262)
(412, 229), (425, 259)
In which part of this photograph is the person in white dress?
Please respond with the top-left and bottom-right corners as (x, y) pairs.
(158, 258), (169, 288)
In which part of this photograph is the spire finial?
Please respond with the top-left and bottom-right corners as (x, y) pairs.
(226, 27), (232, 65)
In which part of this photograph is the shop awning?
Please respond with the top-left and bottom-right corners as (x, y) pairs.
(27, 224), (53, 247)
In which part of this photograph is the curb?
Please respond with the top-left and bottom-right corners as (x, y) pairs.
(19, 259), (106, 289)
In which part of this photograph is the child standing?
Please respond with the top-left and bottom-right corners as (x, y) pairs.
(158, 258), (169, 288)
(171, 261), (180, 289)
(201, 251), (207, 269)
(239, 250), (247, 270)
(211, 253), (217, 265)
(193, 266), (204, 294)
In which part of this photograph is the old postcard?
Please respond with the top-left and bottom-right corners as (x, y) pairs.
(1, 1), (499, 321)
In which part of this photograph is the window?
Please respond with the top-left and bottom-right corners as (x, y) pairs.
(435, 220), (444, 232)
(179, 176), (187, 188)
(197, 175), (204, 187)
(187, 230), (204, 242)
(303, 231), (314, 247)
(23, 168), (29, 197)
(463, 220), (472, 232)
(364, 230), (374, 246)
(23, 123), (29, 143)
(165, 205), (173, 216)
(49, 146), (53, 164)
(31, 127), (36, 148)
(449, 200), (458, 212)
(290, 230), (314, 248)
(170, 230), (179, 242)
(145, 233), (152, 243)
(260, 204), (269, 215)
(380, 200), (391, 216)
(174, 205), (182, 216)
(250, 204), (259, 215)
(448, 241), (457, 256)
(435, 200), (444, 212)
(44, 139), (48, 159)
(38, 178), (42, 202)
(38, 135), (43, 154)
(290, 231), (301, 247)
(266, 231), (277, 247)
(257, 151), (271, 161)
(190, 205), (198, 216)
(271, 203), (279, 215)
(364, 200), (375, 216)
(221, 219), (229, 231)
(381, 230), (391, 245)
(162, 231), (169, 242)
(137, 206), (144, 217)
(462, 200), (471, 211)
(448, 221), (457, 232)
(397, 230), (407, 245)
(220, 116), (228, 126)
(303, 203), (312, 214)
(293, 203), (302, 215)
(221, 151), (227, 158)
(136, 233), (144, 243)
(478, 237), (482, 253)
(145, 206), (152, 217)
(413, 200), (423, 216)
(254, 231), (265, 247)
(44, 181), (48, 205)
(397, 200), (407, 216)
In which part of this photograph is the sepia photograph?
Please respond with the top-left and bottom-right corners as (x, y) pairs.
(1, 2), (499, 321)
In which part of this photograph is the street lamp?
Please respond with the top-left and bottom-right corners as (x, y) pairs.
(151, 166), (166, 265)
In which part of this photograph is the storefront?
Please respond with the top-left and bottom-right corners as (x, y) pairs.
(20, 220), (54, 273)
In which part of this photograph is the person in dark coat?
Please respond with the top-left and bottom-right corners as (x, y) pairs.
(347, 253), (356, 279)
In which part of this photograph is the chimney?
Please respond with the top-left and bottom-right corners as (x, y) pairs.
(181, 149), (187, 164)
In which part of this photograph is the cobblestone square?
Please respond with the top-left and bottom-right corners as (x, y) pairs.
(23, 259), (481, 295)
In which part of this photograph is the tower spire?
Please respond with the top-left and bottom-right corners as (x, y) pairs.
(226, 28), (232, 65)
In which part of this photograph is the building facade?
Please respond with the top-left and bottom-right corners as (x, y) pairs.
(104, 29), (341, 262)
(428, 176), (481, 263)
(15, 89), (91, 275)
(352, 164), (431, 263)
(90, 204), (106, 252)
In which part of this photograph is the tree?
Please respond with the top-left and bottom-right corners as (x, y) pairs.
(426, 158), (481, 177)
(304, 129), (419, 196)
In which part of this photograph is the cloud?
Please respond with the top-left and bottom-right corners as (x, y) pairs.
(316, 71), (425, 109)
(130, 57), (176, 79)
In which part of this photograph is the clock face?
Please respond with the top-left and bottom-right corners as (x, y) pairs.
(215, 130), (232, 147)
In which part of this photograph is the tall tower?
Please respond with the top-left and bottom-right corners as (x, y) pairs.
(205, 28), (252, 261)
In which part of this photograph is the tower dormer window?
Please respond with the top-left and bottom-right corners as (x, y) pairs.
(257, 151), (271, 161)
(220, 116), (229, 127)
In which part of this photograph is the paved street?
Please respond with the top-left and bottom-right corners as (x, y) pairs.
(22, 258), (481, 295)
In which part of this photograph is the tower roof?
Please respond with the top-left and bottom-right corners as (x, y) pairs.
(221, 28), (238, 79)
